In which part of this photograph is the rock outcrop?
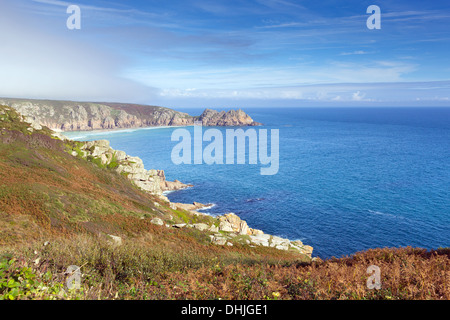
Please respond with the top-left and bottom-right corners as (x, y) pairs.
(157, 170), (193, 193)
(171, 202), (214, 213)
(70, 139), (190, 196)
(159, 212), (313, 257)
(214, 213), (313, 256)
(0, 98), (262, 132)
(195, 109), (262, 126)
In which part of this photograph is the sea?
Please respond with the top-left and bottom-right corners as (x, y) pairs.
(64, 107), (450, 258)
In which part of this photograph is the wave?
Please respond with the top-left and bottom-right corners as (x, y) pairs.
(368, 209), (404, 220)
(64, 125), (186, 141)
(142, 125), (187, 130)
(245, 197), (266, 203)
(163, 185), (193, 196)
(197, 203), (216, 211)
(63, 135), (87, 140)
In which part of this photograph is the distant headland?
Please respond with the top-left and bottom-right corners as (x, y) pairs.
(0, 97), (262, 132)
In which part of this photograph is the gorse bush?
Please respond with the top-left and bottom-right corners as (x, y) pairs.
(0, 256), (76, 300)
(1, 238), (448, 300)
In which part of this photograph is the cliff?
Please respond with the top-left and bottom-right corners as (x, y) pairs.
(0, 98), (261, 132)
(195, 108), (262, 126)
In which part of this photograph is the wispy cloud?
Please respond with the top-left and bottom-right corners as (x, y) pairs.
(2, 0), (449, 106)
(340, 50), (372, 56)
(155, 80), (450, 105)
(31, 0), (142, 14)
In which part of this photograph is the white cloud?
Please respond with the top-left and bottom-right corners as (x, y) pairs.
(340, 50), (371, 56)
(0, 2), (155, 102)
(126, 59), (417, 92)
(2, 1), (448, 107)
(153, 81), (450, 106)
(352, 91), (365, 101)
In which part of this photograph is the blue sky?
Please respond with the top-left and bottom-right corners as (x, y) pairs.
(1, 0), (450, 107)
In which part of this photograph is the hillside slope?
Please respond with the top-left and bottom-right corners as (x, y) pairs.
(0, 105), (448, 300)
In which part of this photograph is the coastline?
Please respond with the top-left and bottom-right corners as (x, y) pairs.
(64, 133), (314, 258)
(2, 99), (313, 257)
(2, 105), (448, 300)
(61, 125), (189, 140)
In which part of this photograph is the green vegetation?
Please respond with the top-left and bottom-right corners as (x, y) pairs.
(107, 152), (119, 169)
(0, 256), (72, 300)
(1, 242), (448, 300)
(65, 140), (85, 158)
(0, 107), (33, 135)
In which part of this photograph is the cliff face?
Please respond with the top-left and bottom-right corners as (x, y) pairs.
(196, 108), (262, 126)
(68, 139), (191, 197)
(0, 98), (261, 131)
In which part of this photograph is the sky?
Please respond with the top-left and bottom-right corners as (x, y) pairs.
(1, 0), (450, 108)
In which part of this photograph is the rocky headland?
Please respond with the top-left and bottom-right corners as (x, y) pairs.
(0, 98), (262, 132)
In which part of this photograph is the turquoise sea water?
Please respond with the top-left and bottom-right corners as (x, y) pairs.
(64, 107), (450, 258)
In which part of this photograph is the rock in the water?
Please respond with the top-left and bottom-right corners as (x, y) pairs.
(158, 170), (193, 192)
(196, 108), (262, 126)
(172, 202), (212, 212)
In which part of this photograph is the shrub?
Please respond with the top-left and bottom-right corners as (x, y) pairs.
(0, 257), (70, 300)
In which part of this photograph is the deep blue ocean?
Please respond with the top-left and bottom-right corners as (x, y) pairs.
(64, 107), (450, 258)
